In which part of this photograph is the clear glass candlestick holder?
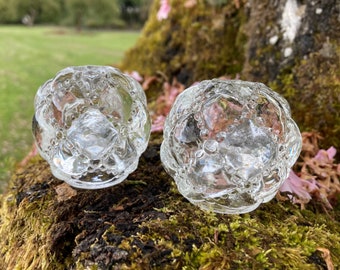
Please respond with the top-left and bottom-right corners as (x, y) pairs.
(32, 66), (151, 189)
(160, 79), (302, 214)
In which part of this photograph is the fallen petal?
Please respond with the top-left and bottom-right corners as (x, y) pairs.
(326, 146), (336, 160)
(280, 170), (318, 203)
(127, 71), (143, 82)
(157, 0), (171, 21)
(151, 115), (166, 133)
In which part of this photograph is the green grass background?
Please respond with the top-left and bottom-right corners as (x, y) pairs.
(0, 26), (139, 191)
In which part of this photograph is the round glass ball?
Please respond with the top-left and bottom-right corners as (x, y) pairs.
(33, 66), (151, 189)
(160, 79), (302, 214)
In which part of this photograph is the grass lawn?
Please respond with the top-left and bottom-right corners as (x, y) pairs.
(0, 25), (140, 191)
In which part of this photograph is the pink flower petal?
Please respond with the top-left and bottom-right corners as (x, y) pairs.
(326, 146), (336, 160)
(314, 146), (337, 162)
(151, 115), (166, 132)
(167, 83), (183, 107)
(128, 71), (143, 82)
(314, 150), (324, 162)
(157, 0), (171, 21)
(280, 170), (319, 203)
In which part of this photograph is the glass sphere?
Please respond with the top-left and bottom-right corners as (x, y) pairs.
(33, 66), (151, 189)
(160, 79), (301, 214)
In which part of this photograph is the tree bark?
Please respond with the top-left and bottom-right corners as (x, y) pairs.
(122, 0), (340, 148)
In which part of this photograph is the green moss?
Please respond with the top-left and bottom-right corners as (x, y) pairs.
(121, 0), (246, 85)
(270, 43), (340, 148)
(0, 136), (340, 269)
(0, 160), (63, 270)
(136, 195), (340, 269)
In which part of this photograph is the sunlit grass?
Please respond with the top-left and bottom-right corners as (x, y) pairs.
(0, 25), (139, 190)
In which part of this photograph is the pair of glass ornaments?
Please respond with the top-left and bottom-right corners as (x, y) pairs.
(33, 66), (302, 214)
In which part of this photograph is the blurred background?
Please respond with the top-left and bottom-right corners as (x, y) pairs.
(0, 0), (152, 28)
(0, 0), (153, 190)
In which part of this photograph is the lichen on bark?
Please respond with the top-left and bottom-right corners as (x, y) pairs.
(242, 0), (340, 149)
(122, 0), (340, 148)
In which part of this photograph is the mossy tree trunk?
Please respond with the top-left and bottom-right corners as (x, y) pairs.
(1, 1), (340, 269)
(122, 0), (340, 148)
(1, 136), (340, 269)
